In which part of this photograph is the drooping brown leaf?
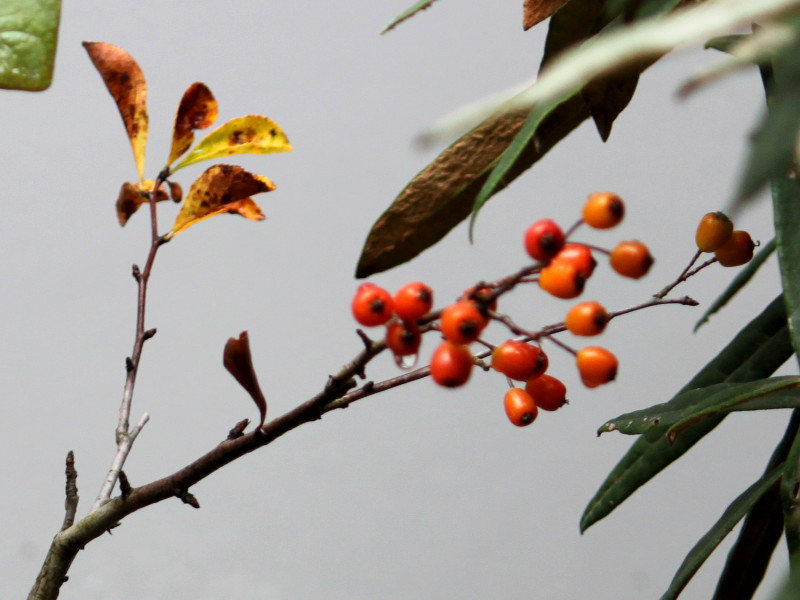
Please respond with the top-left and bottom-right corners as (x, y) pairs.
(82, 41), (148, 181)
(166, 164), (275, 239)
(115, 179), (170, 226)
(166, 82), (218, 166)
(223, 331), (267, 427)
(523, 0), (570, 30)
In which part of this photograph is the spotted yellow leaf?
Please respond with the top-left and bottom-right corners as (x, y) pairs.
(167, 82), (218, 166)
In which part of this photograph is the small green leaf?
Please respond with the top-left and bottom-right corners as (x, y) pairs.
(380, 0), (439, 34)
(660, 465), (784, 600)
(694, 237), (776, 332)
(0, 0), (60, 91)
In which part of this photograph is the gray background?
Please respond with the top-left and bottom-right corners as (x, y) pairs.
(1, 1), (792, 599)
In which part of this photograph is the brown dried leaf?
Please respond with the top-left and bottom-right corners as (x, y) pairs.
(223, 331), (267, 427)
(83, 41), (148, 181)
(115, 179), (170, 226)
(166, 164), (275, 239)
(523, 0), (570, 30)
(167, 82), (218, 166)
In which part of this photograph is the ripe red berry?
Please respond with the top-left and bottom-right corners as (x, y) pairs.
(609, 240), (653, 279)
(715, 230), (755, 267)
(393, 281), (434, 322)
(576, 346), (618, 388)
(504, 388), (538, 427)
(539, 260), (585, 299)
(525, 374), (568, 411)
(430, 341), (473, 387)
(524, 219), (566, 262)
(583, 192), (624, 229)
(695, 211), (734, 253)
(351, 283), (394, 327)
(385, 320), (421, 357)
(491, 340), (548, 381)
(565, 301), (609, 336)
(439, 300), (488, 344)
(460, 285), (498, 313)
(553, 243), (596, 278)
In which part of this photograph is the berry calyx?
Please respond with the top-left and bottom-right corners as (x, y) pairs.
(609, 240), (653, 279)
(583, 192), (624, 229)
(491, 340), (549, 381)
(385, 320), (421, 357)
(565, 301), (609, 337)
(524, 219), (566, 262)
(503, 388), (538, 427)
(351, 283), (394, 327)
(430, 341), (473, 387)
(696, 211), (734, 253)
(553, 243), (596, 278)
(393, 281), (434, 322)
(525, 374), (568, 411)
(439, 300), (488, 344)
(539, 260), (585, 299)
(714, 230), (755, 267)
(576, 346), (618, 388)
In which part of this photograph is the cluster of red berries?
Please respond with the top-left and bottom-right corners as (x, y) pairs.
(351, 192), (650, 427)
(695, 211), (755, 266)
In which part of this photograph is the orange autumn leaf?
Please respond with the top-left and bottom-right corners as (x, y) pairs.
(223, 331), (267, 427)
(166, 164), (275, 239)
(166, 82), (218, 166)
(115, 179), (171, 226)
(83, 41), (148, 181)
(523, 0), (569, 30)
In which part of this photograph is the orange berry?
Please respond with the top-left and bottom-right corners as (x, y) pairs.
(524, 219), (566, 262)
(351, 283), (394, 327)
(539, 260), (585, 299)
(609, 240), (653, 279)
(439, 300), (488, 344)
(695, 211), (734, 253)
(525, 374), (567, 411)
(430, 341), (473, 387)
(503, 388), (538, 427)
(583, 192), (624, 229)
(385, 320), (421, 357)
(491, 340), (548, 381)
(393, 281), (433, 322)
(553, 243), (596, 278)
(576, 346), (618, 388)
(460, 285), (498, 313)
(715, 230), (755, 267)
(565, 301), (609, 336)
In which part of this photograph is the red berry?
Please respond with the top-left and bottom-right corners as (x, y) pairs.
(576, 346), (618, 388)
(439, 300), (488, 344)
(609, 240), (653, 279)
(553, 243), (596, 278)
(539, 260), (585, 299)
(525, 374), (568, 411)
(583, 192), (624, 229)
(491, 340), (548, 381)
(393, 281), (434, 322)
(715, 230), (755, 267)
(504, 388), (538, 427)
(352, 283), (394, 327)
(524, 219), (566, 262)
(385, 320), (421, 357)
(565, 301), (609, 336)
(430, 342), (473, 387)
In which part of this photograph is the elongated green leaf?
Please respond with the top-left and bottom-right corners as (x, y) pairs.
(773, 176), (800, 368)
(694, 237), (776, 332)
(581, 295), (791, 532)
(598, 376), (800, 436)
(781, 417), (800, 557)
(0, 0), (60, 91)
(769, 555), (800, 600)
(380, 0), (439, 34)
(660, 465), (784, 600)
(712, 409), (800, 600)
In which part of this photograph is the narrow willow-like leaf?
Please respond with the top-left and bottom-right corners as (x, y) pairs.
(712, 410), (800, 600)
(773, 177), (800, 368)
(581, 295), (791, 532)
(0, 0), (61, 91)
(660, 465), (783, 600)
(769, 555), (800, 600)
(694, 237), (776, 332)
(380, 0), (439, 34)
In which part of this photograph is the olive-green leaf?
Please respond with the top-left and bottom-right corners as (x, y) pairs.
(0, 0), (60, 91)
(581, 295), (792, 532)
(773, 177), (800, 369)
(380, 0), (439, 34)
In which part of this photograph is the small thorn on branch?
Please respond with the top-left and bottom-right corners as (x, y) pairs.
(175, 489), (200, 509)
(143, 328), (157, 340)
(227, 418), (250, 440)
(119, 471), (132, 499)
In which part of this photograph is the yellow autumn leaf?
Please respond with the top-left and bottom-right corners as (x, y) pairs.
(166, 82), (218, 166)
(171, 115), (292, 172)
(83, 42), (148, 182)
(166, 164), (275, 239)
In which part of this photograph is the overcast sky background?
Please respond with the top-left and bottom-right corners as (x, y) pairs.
(1, 2), (794, 599)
